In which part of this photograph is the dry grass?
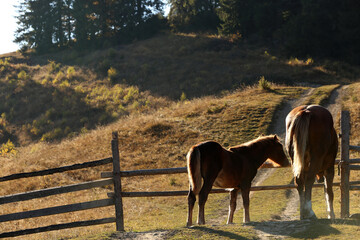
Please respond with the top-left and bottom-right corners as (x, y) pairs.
(0, 85), (304, 239)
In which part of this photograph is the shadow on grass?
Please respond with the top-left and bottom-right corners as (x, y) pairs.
(189, 226), (250, 240)
(247, 218), (360, 239)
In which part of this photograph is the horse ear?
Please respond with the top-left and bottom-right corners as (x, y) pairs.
(274, 135), (278, 141)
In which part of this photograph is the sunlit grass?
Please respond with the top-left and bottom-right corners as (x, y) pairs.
(302, 84), (340, 106)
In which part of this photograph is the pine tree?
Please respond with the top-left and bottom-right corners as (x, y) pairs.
(53, 0), (66, 47)
(169, 0), (219, 32)
(15, 0), (54, 52)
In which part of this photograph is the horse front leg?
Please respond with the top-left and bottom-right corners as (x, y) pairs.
(324, 166), (335, 219)
(227, 189), (239, 224)
(241, 186), (251, 223)
(187, 189), (196, 226)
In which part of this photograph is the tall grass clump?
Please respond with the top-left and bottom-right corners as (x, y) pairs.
(48, 60), (61, 73)
(0, 139), (16, 157)
(258, 76), (271, 91)
(17, 70), (28, 81)
(66, 66), (76, 79)
(108, 67), (118, 84)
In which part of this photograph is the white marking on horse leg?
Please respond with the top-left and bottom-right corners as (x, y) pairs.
(305, 200), (316, 218)
(325, 192), (331, 213)
(325, 191), (335, 219)
(227, 205), (234, 224)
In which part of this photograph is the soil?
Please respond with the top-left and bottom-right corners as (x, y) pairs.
(111, 86), (345, 239)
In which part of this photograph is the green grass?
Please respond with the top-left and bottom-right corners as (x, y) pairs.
(302, 84), (340, 106)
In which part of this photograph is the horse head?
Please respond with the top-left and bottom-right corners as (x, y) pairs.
(268, 135), (290, 167)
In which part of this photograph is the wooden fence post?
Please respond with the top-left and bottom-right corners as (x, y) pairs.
(111, 132), (125, 231)
(340, 111), (350, 218)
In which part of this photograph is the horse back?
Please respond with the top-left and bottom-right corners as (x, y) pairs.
(195, 141), (226, 177)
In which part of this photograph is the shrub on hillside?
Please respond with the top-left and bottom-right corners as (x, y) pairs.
(17, 70), (28, 81)
(258, 76), (271, 91)
(107, 67), (118, 84)
(49, 60), (61, 73)
(66, 66), (76, 79)
(0, 139), (16, 157)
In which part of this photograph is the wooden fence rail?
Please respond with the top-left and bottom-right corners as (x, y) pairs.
(1, 111), (359, 238)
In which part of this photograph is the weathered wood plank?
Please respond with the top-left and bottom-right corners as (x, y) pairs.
(102, 160), (347, 179)
(121, 167), (187, 177)
(111, 132), (124, 232)
(340, 110), (350, 218)
(101, 168), (187, 178)
(349, 145), (360, 152)
(0, 198), (114, 223)
(349, 185), (360, 190)
(0, 217), (116, 238)
(349, 165), (360, 170)
(108, 189), (228, 198)
(0, 178), (113, 205)
(0, 158), (113, 182)
(349, 158), (360, 164)
(107, 182), (348, 198)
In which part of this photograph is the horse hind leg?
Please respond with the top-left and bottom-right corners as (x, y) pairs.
(240, 185), (251, 223)
(324, 166), (335, 219)
(304, 174), (317, 219)
(295, 176), (305, 219)
(187, 189), (196, 226)
(227, 189), (239, 224)
(197, 177), (216, 225)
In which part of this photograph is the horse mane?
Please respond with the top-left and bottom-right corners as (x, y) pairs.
(229, 135), (279, 152)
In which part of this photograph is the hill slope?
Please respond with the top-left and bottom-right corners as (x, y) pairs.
(1, 32), (359, 147)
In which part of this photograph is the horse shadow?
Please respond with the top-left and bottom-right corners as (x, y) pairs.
(247, 218), (360, 239)
(188, 226), (250, 240)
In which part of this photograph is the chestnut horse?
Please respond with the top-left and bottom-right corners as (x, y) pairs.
(186, 135), (290, 226)
(285, 105), (338, 219)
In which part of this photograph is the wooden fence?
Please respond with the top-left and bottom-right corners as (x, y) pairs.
(339, 111), (360, 218)
(0, 111), (359, 238)
(0, 133), (124, 238)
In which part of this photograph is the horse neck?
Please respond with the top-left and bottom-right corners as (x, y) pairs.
(249, 141), (273, 168)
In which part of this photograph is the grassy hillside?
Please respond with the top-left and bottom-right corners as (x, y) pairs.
(0, 32), (359, 239)
(1, 32), (359, 148)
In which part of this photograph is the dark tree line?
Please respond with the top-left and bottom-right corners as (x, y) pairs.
(15, 0), (165, 53)
(15, 0), (360, 63)
(168, 0), (360, 63)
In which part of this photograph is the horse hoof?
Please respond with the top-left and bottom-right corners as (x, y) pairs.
(305, 212), (317, 220)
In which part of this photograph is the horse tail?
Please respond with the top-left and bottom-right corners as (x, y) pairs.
(187, 146), (202, 195)
(287, 109), (311, 178)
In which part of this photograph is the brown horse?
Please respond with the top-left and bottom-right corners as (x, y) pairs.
(186, 135), (290, 226)
(285, 105), (338, 220)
